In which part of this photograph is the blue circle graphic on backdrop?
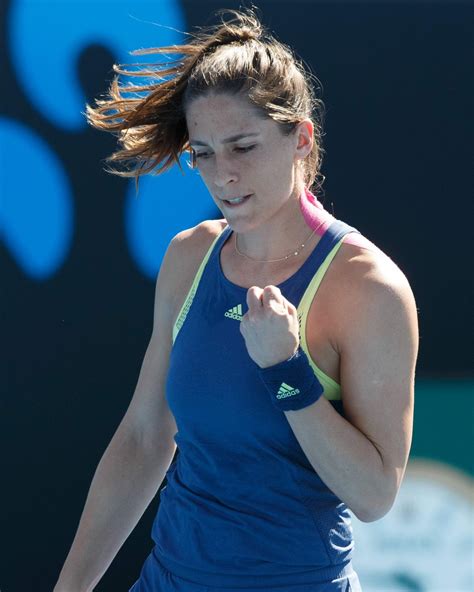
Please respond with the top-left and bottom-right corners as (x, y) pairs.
(5, 0), (222, 279)
(125, 157), (221, 279)
(9, 0), (186, 130)
(0, 117), (74, 279)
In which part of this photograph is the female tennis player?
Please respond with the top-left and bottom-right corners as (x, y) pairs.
(54, 7), (419, 592)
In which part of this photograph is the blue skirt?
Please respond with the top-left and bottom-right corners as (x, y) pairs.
(129, 548), (362, 592)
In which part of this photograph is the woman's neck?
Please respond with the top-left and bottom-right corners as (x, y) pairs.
(232, 187), (333, 263)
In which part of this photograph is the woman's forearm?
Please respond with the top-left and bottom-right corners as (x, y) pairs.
(54, 425), (176, 592)
(284, 398), (400, 522)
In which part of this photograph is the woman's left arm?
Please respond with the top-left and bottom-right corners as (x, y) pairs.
(284, 258), (419, 523)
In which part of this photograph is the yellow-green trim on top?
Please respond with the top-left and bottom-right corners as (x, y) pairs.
(298, 239), (344, 401)
(172, 233), (221, 344)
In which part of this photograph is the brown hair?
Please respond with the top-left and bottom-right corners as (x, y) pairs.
(85, 6), (326, 194)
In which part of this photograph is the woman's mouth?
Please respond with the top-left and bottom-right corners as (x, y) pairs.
(221, 194), (253, 207)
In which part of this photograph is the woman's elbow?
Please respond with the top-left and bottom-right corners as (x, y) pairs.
(352, 481), (399, 522)
(352, 501), (393, 523)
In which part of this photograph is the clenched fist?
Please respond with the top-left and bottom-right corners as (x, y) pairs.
(239, 285), (300, 369)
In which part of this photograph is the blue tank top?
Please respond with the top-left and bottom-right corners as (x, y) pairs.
(151, 219), (361, 588)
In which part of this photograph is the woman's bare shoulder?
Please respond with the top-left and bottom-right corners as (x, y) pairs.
(338, 233), (410, 286)
(330, 235), (417, 348)
(172, 218), (227, 271)
(174, 218), (226, 245)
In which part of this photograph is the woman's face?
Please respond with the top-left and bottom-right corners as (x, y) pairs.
(185, 92), (310, 230)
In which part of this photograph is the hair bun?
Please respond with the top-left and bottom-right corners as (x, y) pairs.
(201, 9), (264, 54)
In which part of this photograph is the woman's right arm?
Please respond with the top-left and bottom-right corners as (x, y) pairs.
(53, 234), (182, 592)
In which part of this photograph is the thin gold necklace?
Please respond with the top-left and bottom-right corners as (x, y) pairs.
(233, 221), (324, 263)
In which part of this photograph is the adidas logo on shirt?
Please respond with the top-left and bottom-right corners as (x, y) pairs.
(224, 304), (302, 334)
(225, 303), (243, 321)
(277, 382), (301, 399)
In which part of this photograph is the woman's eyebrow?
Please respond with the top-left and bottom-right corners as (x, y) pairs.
(190, 132), (260, 147)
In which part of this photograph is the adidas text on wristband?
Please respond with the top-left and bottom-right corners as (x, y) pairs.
(257, 346), (324, 411)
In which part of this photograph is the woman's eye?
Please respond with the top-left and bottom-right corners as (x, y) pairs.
(195, 144), (256, 159)
(235, 145), (256, 153)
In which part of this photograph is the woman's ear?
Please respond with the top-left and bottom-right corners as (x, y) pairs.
(295, 119), (314, 159)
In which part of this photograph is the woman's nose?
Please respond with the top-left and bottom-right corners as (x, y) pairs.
(213, 154), (238, 187)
